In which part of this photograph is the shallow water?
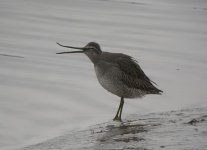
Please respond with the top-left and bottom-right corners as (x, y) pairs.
(0, 0), (207, 149)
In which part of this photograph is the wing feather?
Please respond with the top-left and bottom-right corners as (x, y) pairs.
(116, 55), (163, 94)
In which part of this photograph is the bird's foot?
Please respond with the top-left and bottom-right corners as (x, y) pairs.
(113, 116), (122, 122)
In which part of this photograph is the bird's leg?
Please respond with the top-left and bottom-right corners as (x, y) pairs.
(113, 97), (123, 121)
(118, 97), (124, 121)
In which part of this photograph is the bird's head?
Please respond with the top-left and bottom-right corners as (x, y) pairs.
(56, 42), (102, 63)
(56, 42), (102, 55)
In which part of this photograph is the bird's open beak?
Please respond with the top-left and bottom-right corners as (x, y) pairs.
(56, 42), (85, 54)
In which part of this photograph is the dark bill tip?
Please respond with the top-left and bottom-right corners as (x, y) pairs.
(56, 42), (86, 54)
(56, 42), (84, 50)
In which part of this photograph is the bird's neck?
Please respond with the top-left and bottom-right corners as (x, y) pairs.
(85, 53), (100, 64)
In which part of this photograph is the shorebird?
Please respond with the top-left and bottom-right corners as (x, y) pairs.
(56, 42), (163, 121)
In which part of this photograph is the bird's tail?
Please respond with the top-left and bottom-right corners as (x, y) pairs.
(150, 87), (163, 95)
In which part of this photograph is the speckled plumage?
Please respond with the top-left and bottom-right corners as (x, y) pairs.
(56, 42), (163, 121)
(94, 52), (162, 98)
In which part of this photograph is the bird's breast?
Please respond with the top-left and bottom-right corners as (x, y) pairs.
(94, 64), (123, 97)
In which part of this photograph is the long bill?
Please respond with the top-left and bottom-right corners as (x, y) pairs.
(56, 42), (85, 54)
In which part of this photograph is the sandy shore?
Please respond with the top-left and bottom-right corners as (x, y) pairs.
(19, 107), (207, 150)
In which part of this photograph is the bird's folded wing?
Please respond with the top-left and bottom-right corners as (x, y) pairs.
(116, 56), (162, 94)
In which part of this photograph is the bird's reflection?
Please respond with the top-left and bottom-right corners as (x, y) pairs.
(93, 121), (149, 150)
